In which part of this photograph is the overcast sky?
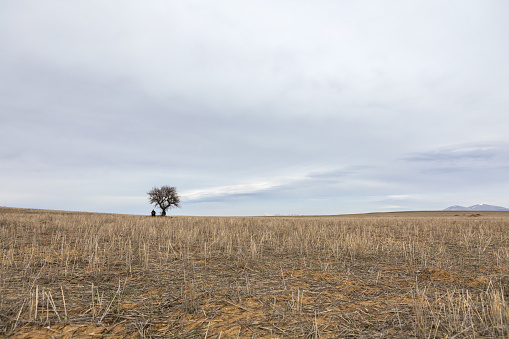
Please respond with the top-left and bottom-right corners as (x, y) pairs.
(2, 1), (509, 216)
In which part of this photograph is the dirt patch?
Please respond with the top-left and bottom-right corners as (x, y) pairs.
(418, 268), (491, 287)
(8, 324), (132, 339)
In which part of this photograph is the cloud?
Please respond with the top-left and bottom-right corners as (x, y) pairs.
(404, 144), (502, 163)
(401, 144), (509, 179)
(181, 181), (280, 202)
(180, 166), (360, 204)
(306, 169), (353, 180)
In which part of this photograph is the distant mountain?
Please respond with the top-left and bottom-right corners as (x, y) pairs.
(444, 204), (509, 211)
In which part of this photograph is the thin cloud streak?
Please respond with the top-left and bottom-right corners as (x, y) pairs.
(182, 182), (280, 202)
(181, 166), (360, 204)
(404, 144), (503, 163)
(181, 173), (313, 203)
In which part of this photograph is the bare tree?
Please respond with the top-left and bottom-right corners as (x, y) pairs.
(147, 186), (181, 216)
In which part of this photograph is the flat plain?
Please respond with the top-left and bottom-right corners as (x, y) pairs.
(1, 207), (508, 338)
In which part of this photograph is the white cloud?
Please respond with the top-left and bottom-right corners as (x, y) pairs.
(181, 173), (310, 202)
(181, 182), (278, 201)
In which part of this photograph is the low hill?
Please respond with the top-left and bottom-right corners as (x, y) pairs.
(444, 204), (509, 211)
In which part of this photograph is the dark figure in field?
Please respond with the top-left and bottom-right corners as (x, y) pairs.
(151, 210), (156, 217)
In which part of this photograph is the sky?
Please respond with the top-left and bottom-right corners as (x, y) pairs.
(1, 1), (509, 216)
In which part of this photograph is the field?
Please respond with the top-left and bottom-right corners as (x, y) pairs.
(1, 207), (508, 338)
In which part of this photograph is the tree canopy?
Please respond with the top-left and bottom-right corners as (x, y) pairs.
(147, 186), (181, 216)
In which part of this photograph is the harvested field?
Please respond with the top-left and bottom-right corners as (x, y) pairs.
(1, 207), (508, 338)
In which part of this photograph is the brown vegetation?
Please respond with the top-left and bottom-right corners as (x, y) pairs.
(1, 207), (508, 338)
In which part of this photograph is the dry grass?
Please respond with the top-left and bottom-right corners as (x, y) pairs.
(1, 207), (508, 338)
